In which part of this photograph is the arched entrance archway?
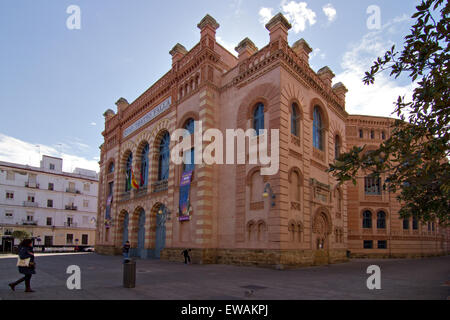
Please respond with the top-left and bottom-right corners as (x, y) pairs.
(123, 212), (129, 244)
(312, 209), (332, 265)
(137, 209), (146, 258)
(152, 203), (168, 259)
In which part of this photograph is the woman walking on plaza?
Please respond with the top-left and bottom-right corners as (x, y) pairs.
(8, 239), (36, 292)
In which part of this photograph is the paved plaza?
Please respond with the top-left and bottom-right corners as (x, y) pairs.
(0, 253), (448, 300)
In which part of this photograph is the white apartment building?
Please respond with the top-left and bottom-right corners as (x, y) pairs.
(0, 155), (98, 252)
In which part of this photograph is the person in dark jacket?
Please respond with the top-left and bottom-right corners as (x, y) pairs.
(181, 249), (191, 264)
(8, 239), (36, 292)
(123, 241), (131, 262)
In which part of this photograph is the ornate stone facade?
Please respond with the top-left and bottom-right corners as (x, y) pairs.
(95, 14), (449, 267)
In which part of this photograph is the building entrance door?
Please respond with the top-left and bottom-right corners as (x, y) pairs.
(154, 206), (167, 259)
(44, 236), (53, 246)
(137, 210), (146, 258)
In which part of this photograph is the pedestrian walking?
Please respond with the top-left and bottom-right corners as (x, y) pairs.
(8, 239), (36, 292)
(181, 249), (191, 264)
(123, 241), (131, 262)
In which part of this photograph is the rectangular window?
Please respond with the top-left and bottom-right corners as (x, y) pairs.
(66, 234), (74, 244)
(377, 240), (387, 249)
(81, 234), (88, 245)
(5, 210), (13, 218)
(83, 183), (90, 191)
(27, 214), (34, 221)
(67, 217), (73, 226)
(46, 217), (52, 226)
(6, 171), (15, 180)
(403, 218), (409, 230)
(363, 240), (373, 249)
(83, 200), (89, 208)
(412, 217), (418, 230)
(48, 183), (54, 191)
(6, 191), (14, 199)
(27, 195), (35, 202)
(364, 177), (381, 195)
(47, 199), (53, 208)
(49, 163), (55, 170)
(359, 129), (363, 138)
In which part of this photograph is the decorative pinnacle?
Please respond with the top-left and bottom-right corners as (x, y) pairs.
(265, 12), (292, 31)
(197, 14), (220, 30)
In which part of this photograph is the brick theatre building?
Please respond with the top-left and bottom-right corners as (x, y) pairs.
(95, 14), (449, 267)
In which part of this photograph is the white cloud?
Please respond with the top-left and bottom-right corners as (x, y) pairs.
(0, 133), (99, 172)
(258, 2), (316, 33)
(310, 48), (326, 60)
(259, 7), (274, 24)
(281, 1), (316, 33)
(90, 122), (96, 126)
(216, 36), (237, 56)
(322, 3), (337, 22)
(334, 16), (415, 117)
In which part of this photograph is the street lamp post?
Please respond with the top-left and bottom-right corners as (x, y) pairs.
(262, 183), (276, 207)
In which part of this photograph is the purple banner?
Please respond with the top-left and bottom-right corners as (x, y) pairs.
(179, 171), (193, 221)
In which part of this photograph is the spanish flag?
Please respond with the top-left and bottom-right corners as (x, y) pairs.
(131, 169), (139, 190)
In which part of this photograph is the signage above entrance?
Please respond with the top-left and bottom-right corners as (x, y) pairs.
(123, 96), (171, 138)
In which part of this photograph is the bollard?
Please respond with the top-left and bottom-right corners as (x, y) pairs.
(123, 259), (136, 288)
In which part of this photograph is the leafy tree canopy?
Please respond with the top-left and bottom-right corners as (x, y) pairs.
(328, 0), (449, 226)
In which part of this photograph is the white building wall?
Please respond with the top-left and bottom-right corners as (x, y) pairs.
(0, 157), (98, 247)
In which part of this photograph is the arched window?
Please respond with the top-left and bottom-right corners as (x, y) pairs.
(125, 153), (132, 192)
(291, 103), (300, 136)
(336, 187), (342, 212)
(250, 170), (263, 202)
(108, 162), (114, 173)
(362, 210), (372, 228)
(183, 148), (195, 173)
(290, 170), (301, 202)
(335, 135), (341, 159)
(377, 211), (386, 229)
(381, 131), (386, 140)
(359, 129), (363, 138)
(140, 143), (149, 187)
(370, 130), (375, 139)
(253, 103), (264, 135)
(313, 106), (323, 150)
(158, 132), (170, 181)
(184, 118), (195, 135)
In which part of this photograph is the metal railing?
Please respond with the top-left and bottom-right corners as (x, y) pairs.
(64, 222), (78, 227)
(22, 219), (37, 225)
(23, 201), (38, 207)
(66, 188), (81, 194)
(65, 204), (78, 210)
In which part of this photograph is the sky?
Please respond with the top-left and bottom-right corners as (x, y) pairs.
(0, 0), (420, 172)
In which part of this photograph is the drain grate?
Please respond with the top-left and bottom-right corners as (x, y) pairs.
(137, 269), (152, 273)
(240, 285), (267, 290)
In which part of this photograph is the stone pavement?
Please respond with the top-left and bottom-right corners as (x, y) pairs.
(0, 253), (448, 300)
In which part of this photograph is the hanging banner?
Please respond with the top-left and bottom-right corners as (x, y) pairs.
(105, 194), (113, 228)
(179, 171), (193, 221)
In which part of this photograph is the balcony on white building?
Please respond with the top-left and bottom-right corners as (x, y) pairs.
(65, 204), (78, 210)
(25, 182), (40, 189)
(66, 188), (81, 194)
(64, 222), (78, 227)
(22, 219), (38, 225)
(23, 201), (39, 207)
